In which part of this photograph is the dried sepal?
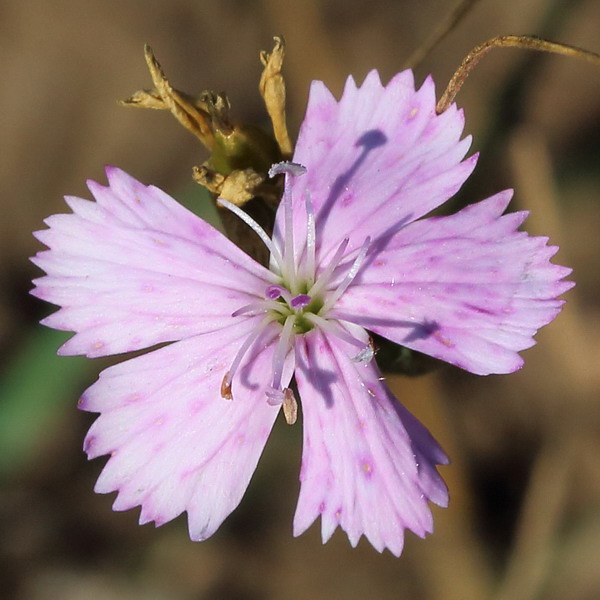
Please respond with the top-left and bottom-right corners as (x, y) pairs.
(192, 166), (226, 196)
(121, 45), (215, 149)
(260, 36), (293, 158)
(219, 169), (265, 206)
(192, 166), (265, 207)
(120, 88), (168, 110)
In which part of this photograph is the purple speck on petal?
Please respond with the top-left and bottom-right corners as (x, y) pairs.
(341, 193), (354, 207)
(464, 303), (496, 316)
(361, 459), (374, 479)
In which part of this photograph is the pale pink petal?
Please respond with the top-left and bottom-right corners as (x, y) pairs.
(293, 328), (448, 556)
(332, 192), (574, 375)
(273, 70), (475, 262)
(81, 319), (287, 540)
(31, 168), (272, 357)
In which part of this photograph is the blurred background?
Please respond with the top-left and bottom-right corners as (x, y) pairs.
(1, 0), (599, 598)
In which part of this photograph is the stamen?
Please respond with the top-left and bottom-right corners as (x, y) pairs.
(321, 237), (371, 314)
(266, 284), (285, 299)
(271, 314), (295, 392)
(232, 300), (288, 317)
(304, 313), (366, 351)
(217, 198), (284, 273)
(308, 238), (349, 299)
(305, 192), (316, 285)
(269, 162), (307, 294)
(265, 284), (293, 305)
(222, 315), (276, 399)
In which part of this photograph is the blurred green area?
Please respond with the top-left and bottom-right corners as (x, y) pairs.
(0, 329), (88, 477)
(1, 1), (599, 599)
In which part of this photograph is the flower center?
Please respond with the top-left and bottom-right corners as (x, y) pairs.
(264, 284), (324, 333)
(217, 161), (372, 413)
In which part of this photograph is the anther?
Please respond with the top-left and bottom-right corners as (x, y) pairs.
(291, 294), (311, 309)
(266, 284), (286, 299)
(351, 337), (376, 363)
(282, 388), (298, 425)
(220, 373), (233, 400)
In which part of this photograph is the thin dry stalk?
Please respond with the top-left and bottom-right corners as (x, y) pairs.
(437, 36), (600, 114)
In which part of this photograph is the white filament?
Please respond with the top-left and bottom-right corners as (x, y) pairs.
(321, 236), (370, 314)
(304, 192), (316, 286)
(217, 197), (284, 274)
(307, 238), (349, 299)
(271, 314), (295, 392)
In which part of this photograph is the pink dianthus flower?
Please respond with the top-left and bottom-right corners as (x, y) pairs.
(31, 70), (572, 556)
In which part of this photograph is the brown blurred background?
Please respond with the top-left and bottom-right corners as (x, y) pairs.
(1, 1), (599, 599)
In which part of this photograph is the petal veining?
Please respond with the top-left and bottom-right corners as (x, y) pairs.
(273, 70), (475, 265)
(293, 328), (448, 556)
(332, 192), (573, 374)
(31, 168), (271, 357)
(80, 319), (286, 540)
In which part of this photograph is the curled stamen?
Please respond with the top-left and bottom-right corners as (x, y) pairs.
(265, 284), (293, 305)
(321, 237), (371, 314)
(308, 238), (349, 299)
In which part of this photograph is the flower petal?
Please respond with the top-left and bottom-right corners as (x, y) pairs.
(31, 168), (272, 357)
(332, 192), (574, 374)
(80, 319), (285, 540)
(274, 70), (475, 263)
(293, 327), (448, 557)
